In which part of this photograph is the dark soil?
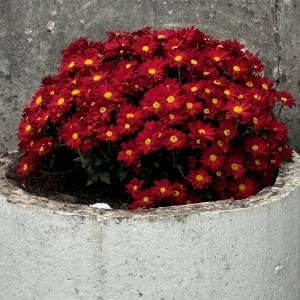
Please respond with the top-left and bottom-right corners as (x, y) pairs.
(5, 152), (130, 209)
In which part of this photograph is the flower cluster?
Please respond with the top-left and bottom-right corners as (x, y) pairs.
(17, 27), (294, 209)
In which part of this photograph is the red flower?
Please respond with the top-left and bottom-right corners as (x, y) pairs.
(118, 141), (139, 167)
(135, 121), (164, 155)
(225, 154), (246, 179)
(16, 155), (39, 179)
(150, 179), (174, 199)
(201, 147), (225, 172)
(140, 58), (166, 80)
(164, 129), (188, 151)
(225, 100), (252, 123)
(126, 178), (144, 196)
(230, 178), (258, 199)
(244, 136), (268, 156)
(187, 169), (212, 190)
(16, 27), (294, 210)
(60, 118), (87, 150)
(188, 121), (216, 147)
(275, 91), (295, 107)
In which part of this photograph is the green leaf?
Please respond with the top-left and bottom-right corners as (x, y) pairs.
(98, 171), (111, 184)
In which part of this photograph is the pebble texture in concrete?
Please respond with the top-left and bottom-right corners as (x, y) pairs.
(0, 0), (299, 153)
(0, 152), (299, 299)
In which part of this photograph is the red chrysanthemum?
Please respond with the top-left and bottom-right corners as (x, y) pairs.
(16, 27), (294, 210)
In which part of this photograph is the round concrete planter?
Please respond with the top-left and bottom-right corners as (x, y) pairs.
(0, 152), (300, 300)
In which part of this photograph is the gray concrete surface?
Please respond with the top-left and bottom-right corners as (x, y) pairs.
(0, 152), (300, 299)
(0, 0), (299, 153)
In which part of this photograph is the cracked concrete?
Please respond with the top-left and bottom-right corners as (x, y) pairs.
(0, 0), (299, 153)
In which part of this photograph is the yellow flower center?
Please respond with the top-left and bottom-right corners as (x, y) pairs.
(152, 101), (161, 109)
(160, 187), (167, 194)
(169, 135), (178, 143)
(99, 107), (107, 113)
(57, 98), (65, 106)
(204, 108), (210, 114)
(126, 113), (135, 119)
(125, 64), (131, 69)
(39, 146), (44, 153)
(174, 190), (180, 197)
(145, 138), (151, 145)
(191, 59), (198, 65)
(238, 184), (246, 192)
(254, 94), (261, 101)
(253, 117), (258, 124)
(262, 83), (268, 90)
(71, 89), (80, 96)
(255, 159), (261, 165)
(169, 114), (175, 120)
(233, 65), (240, 72)
(224, 89), (231, 96)
(246, 81), (253, 87)
(93, 74), (102, 81)
(167, 95), (175, 104)
(72, 132), (78, 140)
(143, 196), (150, 203)
(231, 163), (239, 171)
(106, 131), (113, 137)
(157, 34), (166, 39)
(196, 174), (204, 182)
(104, 91), (113, 100)
(213, 80), (221, 85)
(198, 129), (206, 135)
(36, 96), (42, 105)
(174, 55), (183, 62)
(213, 56), (220, 62)
(233, 106), (243, 114)
(212, 98), (218, 105)
(252, 145), (259, 151)
(126, 149), (133, 156)
(224, 129), (231, 136)
(49, 91), (55, 95)
(25, 124), (32, 132)
(186, 102), (193, 110)
(216, 171), (222, 177)
(68, 61), (75, 68)
(281, 97), (287, 103)
(142, 45), (149, 52)
(23, 163), (28, 171)
(203, 71), (210, 76)
(204, 88), (210, 94)
(84, 59), (93, 66)
(191, 86), (198, 92)
(209, 154), (217, 162)
(148, 68), (156, 75)
(124, 123), (130, 129)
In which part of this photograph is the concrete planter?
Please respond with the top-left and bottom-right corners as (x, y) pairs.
(0, 152), (300, 300)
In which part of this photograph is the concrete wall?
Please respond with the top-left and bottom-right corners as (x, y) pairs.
(0, 0), (299, 153)
(0, 152), (300, 299)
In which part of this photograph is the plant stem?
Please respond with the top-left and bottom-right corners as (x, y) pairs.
(177, 165), (186, 179)
(276, 104), (284, 119)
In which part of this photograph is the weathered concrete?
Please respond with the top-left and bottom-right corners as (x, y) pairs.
(0, 152), (299, 299)
(0, 0), (299, 153)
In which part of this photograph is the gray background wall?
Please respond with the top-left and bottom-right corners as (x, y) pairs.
(0, 0), (299, 153)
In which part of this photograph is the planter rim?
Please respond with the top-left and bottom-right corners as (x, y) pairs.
(0, 150), (299, 220)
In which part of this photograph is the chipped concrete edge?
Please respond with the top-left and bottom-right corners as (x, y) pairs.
(0, 151), (299, 221)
